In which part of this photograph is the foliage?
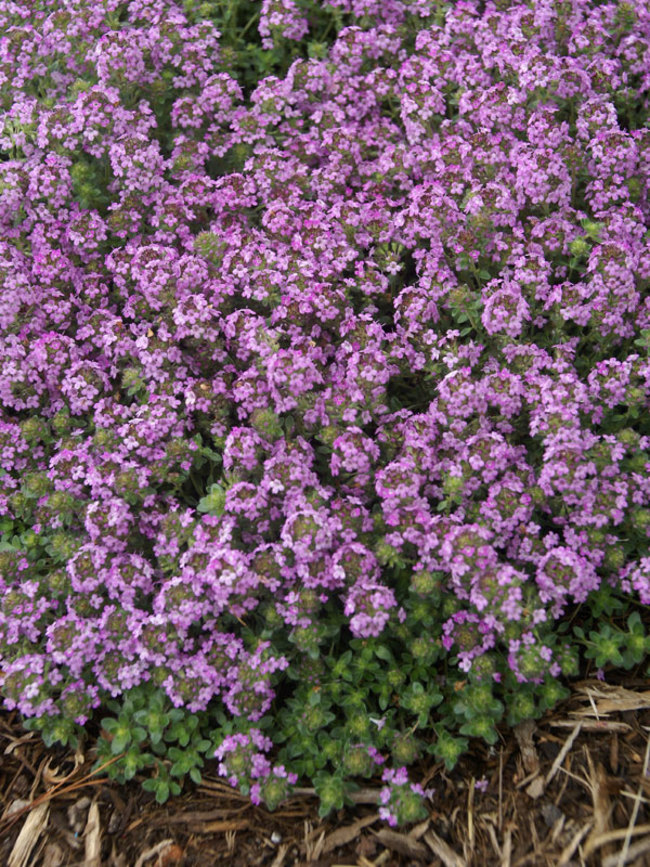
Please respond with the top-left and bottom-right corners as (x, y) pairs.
(1, 0), (650, 824)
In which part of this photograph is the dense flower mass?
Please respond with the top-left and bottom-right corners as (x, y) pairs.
(1, 0), (650, 818)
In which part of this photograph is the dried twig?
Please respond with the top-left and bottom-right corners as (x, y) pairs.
(615, 732), (650, 867)
(270, 842), (290, 867)
(0, 754), (123, 834)
(557, 821), (593, 866)
(546, 722), (582, 787)
(603, 835), (650, 867)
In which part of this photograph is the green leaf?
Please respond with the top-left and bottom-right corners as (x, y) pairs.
(42, 728), (60, 748)
(197, 483), (226, 516)
(155, 782), (170, 804)
(200, 446), (222, 462)
(374, 645), (393, 662)
(131, 726), (148, 744)
(628, 611), (643, 633)
(459, 717), (499, 744)
(111, 733), (130, 755)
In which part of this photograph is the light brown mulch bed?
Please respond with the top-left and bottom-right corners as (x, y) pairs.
(2, 679), (650, 867)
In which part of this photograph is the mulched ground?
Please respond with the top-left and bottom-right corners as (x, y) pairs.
(2, 678), (650, 867)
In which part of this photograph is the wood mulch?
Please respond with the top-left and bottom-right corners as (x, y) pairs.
(2, 678), (650, 866)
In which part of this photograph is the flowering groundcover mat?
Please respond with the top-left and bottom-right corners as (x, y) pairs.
(1, 0), (649, 825)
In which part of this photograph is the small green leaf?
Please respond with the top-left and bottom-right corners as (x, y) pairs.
(374, 645), (393, 662)
(131, 726), (148, 744)
(111, 734), (130, 755)
(155, 782), (170, 804)
(628, 611), (643, 633)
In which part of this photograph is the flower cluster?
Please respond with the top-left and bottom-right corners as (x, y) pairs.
(1, 0), (650, 823)
(214, 728), (297, 809)
(378, 766), (434, 827)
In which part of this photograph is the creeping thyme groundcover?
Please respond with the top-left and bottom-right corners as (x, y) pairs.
(1, 0), (650, 824)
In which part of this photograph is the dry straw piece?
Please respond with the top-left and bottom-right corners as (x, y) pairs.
(7, 802), (49, 867)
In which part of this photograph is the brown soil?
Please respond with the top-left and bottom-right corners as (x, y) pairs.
(2, 678), (650, 867)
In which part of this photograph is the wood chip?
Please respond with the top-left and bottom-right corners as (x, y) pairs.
(613, 733), (650, 867)
(557, 821), (592, 866)
(424, 830), (467, 867)
(602, 835), (650, 867)
(270, 843), (290, 867)
(502, 827), (512, 867)
(576, 685), (650, 715)
(466, 777), (475, 856)
(295, 862), (341, 867)
(585, 824), (650, 852)
(8, 802), (50, 867)
(184, 818), (249, 834)
(609, 732), (619, 774)
(68, 796), (91, 835)
(84, 800), (102, 867)
(484, 821), (502, 861)
(198, 779), (250, 800)
(158, 844), (184, 866)
(583, 759), (613, 859)
(546, 722), (582, 787)
(322, 813), (379, 854)
(409, 818), (429, 839)
(514, 719), (540, 775)
(107, 845), (129, 867)
(133, 839), (176, 867)
(374, 828), (428, 858)
(525, 776), (545, 800)
(303, 822), (326, 861)
(550, 719), (631, 732)
(40, 843), (65, 867)
(150, 808), (247, 827)
(2, 800), (30, 822)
